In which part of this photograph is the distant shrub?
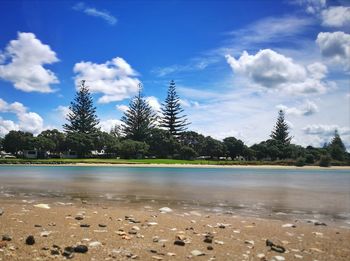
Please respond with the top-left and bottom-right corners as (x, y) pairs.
(179, 146), (197, 160)
(319, 155), (331, 167)
(305, 154), (315, 164)
(295, 157), (306, 167)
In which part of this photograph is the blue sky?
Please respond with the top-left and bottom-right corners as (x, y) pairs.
(0, 0), (349, 149)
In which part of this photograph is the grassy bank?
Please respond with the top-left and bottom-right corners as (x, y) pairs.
(0, 157), (343, 166)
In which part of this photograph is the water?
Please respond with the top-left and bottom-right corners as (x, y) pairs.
(1, 165), (349, 222)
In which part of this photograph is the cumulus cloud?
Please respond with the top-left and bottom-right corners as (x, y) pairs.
(73, 2), (117, 25)
(116, 104), (129, 113)
(277, 100), (318, 116)
(99, 119), (123, 133)
(55, 105), (70, 119)
(145, 96), (161, 114)
(321, 6), (350, 27)
(0, 98), (44, 136)
(316, 32), (350, 69)
(303, 124), (350, 136)
(225, 49), (329, 95)
(293, 0), (326, 14)
(0, 32), (59, 92)
(73, 57), (140, 103)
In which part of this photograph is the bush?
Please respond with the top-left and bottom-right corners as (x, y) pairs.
(119, 140), (149, 159)
(179, 146), (197, 160)
(295, 157), (305, 167)
(305, 154), (315, 164)
(319, 155), (331, 167)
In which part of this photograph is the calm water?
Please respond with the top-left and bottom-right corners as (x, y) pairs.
(1, 166), (350, 222)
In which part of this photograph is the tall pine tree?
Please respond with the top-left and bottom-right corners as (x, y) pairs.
(270, 110), (292, 145)
(329, 129), (346, 161)
(63, 80), (100, 157)
(160, 80), (189, 136)
(121, 84), (156, 141)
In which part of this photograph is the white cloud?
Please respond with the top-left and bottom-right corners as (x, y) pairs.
(145, 96), (161, 114)
(73, 57), (140, 103)
(73, 2), (117, 25)
(0, 32), (59, 92)
(294, 0), (326, 14)
(303, 124), (350, 136)
(116, 104), (129, 113)
(321, 6), (350, 27)
(226, 49), (329, 95)
(0, 98), (44, 136)
(55, 105), (70, 119)
(316, 31), (350, 70)
(277, 100), (318, 116)
(99, 119), (123, 133)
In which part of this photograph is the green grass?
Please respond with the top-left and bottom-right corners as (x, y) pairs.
(0, 157), (302, 166)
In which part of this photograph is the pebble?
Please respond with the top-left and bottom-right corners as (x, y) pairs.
(152, 256), (163, 260)
(0, 208), (3, 216)
(207, 246), (213, 250)
(25, 235), (35, 245)
(2, 235), (11, 241)
(74, 245), (88, 253)
(294, 254), (303, 259)
(257, 253), (265, 259)
(147, 222), (158, 226)
(75, 216), (84, 221)
(51, 249), (60, 255)
(34, 204), (50, 209)
(98, 224), (107, 227)
(62, 246), (74, 258)
(167, 252), (176, 256)
(214, 240), (224, 245)
(274, 256), (285, 261)
(80, 224), (90, 228)
(282, 223), (296, 228)
(314, 222), (327, 226)
(40, 231), (51, 237)
(152, 236), (159, 242)
(88, 241), (102, 248)
(159, 207), (173, 213)
(191, 250), (205, 256)
(174, 240), (185, 246)
(244, 240), (255, 246)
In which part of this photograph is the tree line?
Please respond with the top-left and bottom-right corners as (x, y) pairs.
(0, 80), (348, 166)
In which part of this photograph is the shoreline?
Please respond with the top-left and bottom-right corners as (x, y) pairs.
(0, 162), (350, 170)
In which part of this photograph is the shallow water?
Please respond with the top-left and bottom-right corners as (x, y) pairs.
(1, 165), (349, 222)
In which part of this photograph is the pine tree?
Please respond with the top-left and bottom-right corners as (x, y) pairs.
(160, 80), (189, 136)
(63, 80), (100, 157)
(63, 80), (100, 134)
(270, 110), (292, 145)
(121, 84), (156, 141)
(329, 129), (346, 161)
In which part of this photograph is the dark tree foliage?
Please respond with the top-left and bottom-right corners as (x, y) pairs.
(160, 80), (189, 136)
(3, 131), (34, 155)
(329, 130), (347, 161)
(203, 136), (225, 158)
(223, 137), (244, 159)
(179, 131), (206, 155)
(147, 128), (180, 158)
(270, 110), (292, 145)
(38, 129), (65, 153)
(63, 80), (100, 135)
(121, 85), (156, 141)
(119, 139), (149, 159)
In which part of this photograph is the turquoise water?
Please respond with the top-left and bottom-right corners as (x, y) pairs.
(1, 166), (350, 221)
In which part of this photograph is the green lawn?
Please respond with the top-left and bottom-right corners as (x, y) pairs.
(0, 157), (298, 166)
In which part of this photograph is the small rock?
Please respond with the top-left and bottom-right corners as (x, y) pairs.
(282, 223), (296, 228)
(207, 246), (213, 251)
(75, 216), (84, 220)
(167, 252), (176, 256)
(98, 224), (107, 227)
(274, 256), (285, 261)
(191, 250), (205, 256)
(152, 236), (159, 242)
(159, 207), (173, 213)
(40, 231), (51, 237)
(147, 222), (158, 226)
(129, 230), (138, 235)
(294, 254), (303, 259)
(80, 224), (90, 228)
(214, 240), (224, 245)
(244, 240), (254, 246)
(74, 245), (88, 253)
(25, 235), (35, 245)
(0, 208), (4, 216)
(152, 256), (163, 260)
(88, 241), (102, 248)
(257, 253), (265, 259)
(174, 240), (185, 246)
(51, 249), (60, 255)
(132, 226), (140, 231)
(34, 224), (42, 227)
(2, 235), (11, 241)
(62, 246), (74, 258)
(34, 204), (50, 209)
(0, 241), (7, 248)
(314, 222), (327, 226)
(218, 224), (226, 229)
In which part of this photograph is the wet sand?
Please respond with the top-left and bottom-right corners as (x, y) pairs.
(0, 199), (349, 261)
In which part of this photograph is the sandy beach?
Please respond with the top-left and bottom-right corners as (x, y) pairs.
(0, 199), (349, 261)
